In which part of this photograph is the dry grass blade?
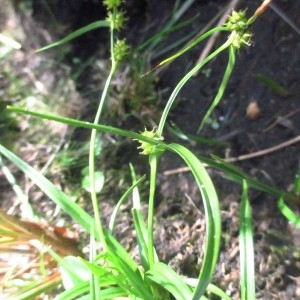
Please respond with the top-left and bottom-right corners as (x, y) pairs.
(0, 209), (81, 298)
(0, 210), (82, 257)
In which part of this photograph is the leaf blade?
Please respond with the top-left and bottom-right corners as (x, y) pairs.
(36, 20), (110, 52)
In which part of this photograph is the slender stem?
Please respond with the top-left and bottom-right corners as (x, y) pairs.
(7, 106), (166, 147)
(147, 154), (158, 268)
(89, 10), (118, 246)
(157, 40), (231, 137)
(197, 44), (236, 132)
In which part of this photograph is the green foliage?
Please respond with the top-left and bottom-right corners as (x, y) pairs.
(36, 21), (110, 52)
(254, 73), (290, 96)
(239, 181), (255, 300)
(1, 1), (299, 299)
(277, 198), (300, 228)
(146, 262), (193, 299)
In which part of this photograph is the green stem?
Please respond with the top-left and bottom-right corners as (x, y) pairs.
(147, 154), (158, 268)
(7, 106), (300, 204)
(156, 27), (228, 67)
(197, 44), (236, 132)
(89, 10), (118, 246)
(157, 39), (231, 137)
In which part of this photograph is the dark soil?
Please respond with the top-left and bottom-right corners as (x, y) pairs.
(1, 0), (300, 299)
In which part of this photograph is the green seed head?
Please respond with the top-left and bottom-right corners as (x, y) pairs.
(136, 128), (164, 155)
(226, 10), (252, 49)
(230, 30), (252, 49)
(226, 10), (248, 31)
(113, 39), (130, 62)
(107, 10), (127, 30)
(103, 0), (123, 10)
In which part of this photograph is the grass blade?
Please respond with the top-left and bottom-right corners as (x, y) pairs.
(166, 143), (221, 299)
(137, 15), (197, 52)
(253, 73), (290, 97)
(108, 173), (145, 233)
(56, 280), (91, 300)
(277, 197), (300, 227)
(36, 20), (110, 52)
(166, 122), (228, 147)
(157, 40), (230, 136)
(147, 154), (158, 269)
(208, 155), (299, 203)
(0, 155), (34, 220)
(146, 262), (193, 300)
(104, 233), (154, 299)
(239, 180), (255, 300)
(0, 144), (96, 236)
(198, 45), (236, 132)
(7, 106), (299, 203)
(5, 273), (61, 300)
(130, 165), (158, 271)
(7, 106), (165, 148)
(155, 27), (228, 68)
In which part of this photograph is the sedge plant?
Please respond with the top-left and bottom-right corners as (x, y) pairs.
(1, 0), (300, 298)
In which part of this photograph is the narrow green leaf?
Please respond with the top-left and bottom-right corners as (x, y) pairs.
(132, 208), (150, 270)
(108, 173), (145, 233)
(198, 45), (236, 132)
(57, 276), (126, 300)
(166, 122), (228, 147)
(239, 181), (255, 300)
(7, 106), (299, 203)
(7, 106), (165, 149)
(130, 165), (151, 270)
(104, 232), (154, 299)
(79, 258), (131, 296)
(0, 155), (34, 220)
(209, 155), (298, 203)
(254, 73), (290, 97)
(105, 251), (153, 299)
(36, 20), (110, 52)
(184, 278), (231, 300)
(147, 154), (158, 269)
(277, 197), (300, 227)
(89, 229), (100, 300)
(92, 287), (126, 299)
(155, 27), (228, 67)
(157, 40), (230, 136)
(0, 144), (96, 235)
(206, 283), (231, 300)
(146, 262), (193, 300)
(137, 15), (197, 51)
(56, 281), (90, 300)
(166, 143), (221, 299)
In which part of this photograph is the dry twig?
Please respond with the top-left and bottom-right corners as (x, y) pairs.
(164, 135), (300, 176)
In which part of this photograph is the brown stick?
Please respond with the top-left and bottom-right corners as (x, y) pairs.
(164, 135), (300, 175)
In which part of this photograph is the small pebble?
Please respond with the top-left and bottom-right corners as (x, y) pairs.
(246, 101), (262, 120)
